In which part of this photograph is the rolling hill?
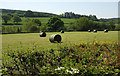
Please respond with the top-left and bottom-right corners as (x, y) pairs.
(2, 9), (57, 17)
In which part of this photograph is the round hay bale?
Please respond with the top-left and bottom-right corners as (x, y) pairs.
(88, 30), (92, 32)
(40, 32), (46, 37)
(93, 29), (97, 32)
(61, 30), (64, 33)
(49, 34), (62, 43)
(104, 29), (108, 33)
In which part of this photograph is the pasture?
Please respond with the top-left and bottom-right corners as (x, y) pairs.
(2, 31), (118, 51)
(4, 17), (75, 25)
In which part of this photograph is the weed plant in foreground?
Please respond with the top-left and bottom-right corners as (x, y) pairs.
(1, 41), (120, 75)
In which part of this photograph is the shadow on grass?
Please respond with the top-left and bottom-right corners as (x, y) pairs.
(50, 41), (63, 43)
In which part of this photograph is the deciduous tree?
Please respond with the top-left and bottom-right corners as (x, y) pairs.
(2, 14), (12, 24)
(32, 19), (41, 26)
(74, 17), (94, 31)
(24, 10), (34, 17)
(13, 15), (22, 24)
(46, 16), (64, 32)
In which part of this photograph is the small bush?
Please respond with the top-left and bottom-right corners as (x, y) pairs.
(24, 21), (40, 33)
(2, 26), (23, 34)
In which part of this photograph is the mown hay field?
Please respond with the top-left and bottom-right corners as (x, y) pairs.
(2, 31), (118, 51)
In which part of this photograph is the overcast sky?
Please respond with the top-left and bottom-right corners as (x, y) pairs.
(0, 0), (119, 19)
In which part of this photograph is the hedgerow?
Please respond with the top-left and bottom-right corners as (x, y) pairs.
(2, 41), (120, 75)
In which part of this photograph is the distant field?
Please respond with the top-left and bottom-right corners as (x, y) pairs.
(2, 31), (118, 51)
(24, 17), (75, 24)
(3, 17), (75, 25)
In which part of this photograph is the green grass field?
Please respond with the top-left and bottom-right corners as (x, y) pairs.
(2, 31), (118, 51)
(3, 17), (75, 25)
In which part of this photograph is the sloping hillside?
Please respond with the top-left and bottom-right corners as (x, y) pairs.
(2, 9), (57, 17)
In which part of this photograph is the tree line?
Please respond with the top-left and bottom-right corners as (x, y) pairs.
(2, 9), (119, 34)
(2, 14), (22, 24)
(61, 12), (98, 21)
(2, 16), (119, 34)
(68, 17), (117, 31)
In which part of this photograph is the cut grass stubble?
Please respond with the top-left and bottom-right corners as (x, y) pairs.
(2, 31), (118, 51)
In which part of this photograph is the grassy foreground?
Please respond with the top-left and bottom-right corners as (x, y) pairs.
(2, 31), (118, 51)
(2, 31), (120, 75)
(2, 37), (120, 75)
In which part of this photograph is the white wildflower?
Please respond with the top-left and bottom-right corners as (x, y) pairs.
(66, 69), (73, 74)
(66, 68), (79, 74)
(55, 67), (65, 70)
(55, 67), (79, 74)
